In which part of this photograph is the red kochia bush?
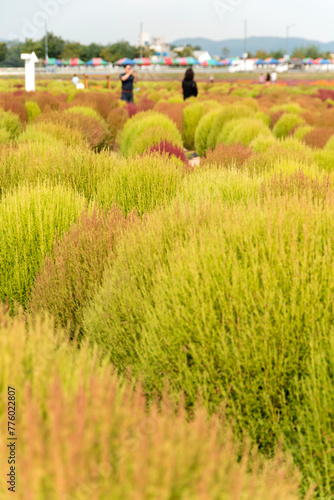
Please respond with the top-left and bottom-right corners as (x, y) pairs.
(154, 102), (185, 133)
(317, 89), (334, 102)
(127, 98), (156, 118)
(303, 127), (334, 149)
(0, 92), (27, 122)
(71, 91), (118, 119)
(107, 107), (129, 148)
(30, 207), (137, 334)
(202, 143), (254, 169)
(147, 140), (188, 166)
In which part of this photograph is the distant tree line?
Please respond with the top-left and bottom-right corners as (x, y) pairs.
(0, 34), (156, 67)
(0, 34), (331, 68)
(246, 44), (331, 60)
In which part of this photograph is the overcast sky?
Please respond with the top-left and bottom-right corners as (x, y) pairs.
(2, 0), (334, 45)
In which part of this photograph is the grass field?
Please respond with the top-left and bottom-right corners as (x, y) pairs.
(0, 77), (334, 499)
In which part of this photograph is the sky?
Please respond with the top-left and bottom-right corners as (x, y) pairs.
(2, 0), (334, 45)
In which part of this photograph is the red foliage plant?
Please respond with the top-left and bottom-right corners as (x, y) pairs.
(30, 206), (138, 335)
(127, 98), (156, 118)
(71, 92), (118, 119)
(317, 89), (334, 102)
(303, 127), (334, 149)
(43, 111), (110, 149)
(146, 140), (189, 167)
(202, 143), (254, 169)
(33, 92), (68, 113)
(154, 102), (185, 133)
(270, 110), (284, 129)
(318, 108), (334, 128)
(0, 92), (27, 122)
(260, 169), (334, 201)
(107, 107), (129, 148)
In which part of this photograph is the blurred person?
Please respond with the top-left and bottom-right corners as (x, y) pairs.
(210, 74), (215, 83)
(72, 74), (79, 86)
(259, 73), (265, 84)
(266, 72), (271, 84)
(271, 71), (278, 84)
(182, 68), (198, 100)
(120, 65), (137, 103)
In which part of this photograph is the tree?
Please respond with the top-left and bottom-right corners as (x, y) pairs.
(80, 43), (104, 61)
(254, 50), (268, 59)
(21, 38), (43, 58)
(61, 42), (84, 59)
(100, 41), (136, 62)
(0, 42), (7, 62)
(222, 46), (230, 58)
(0, 41), (24, 67)
(269, 49), (284, 59)
(134, 46), (155, 58)
(39, 32), (65, 58)
(174, 44), (196, 57)
(292, 44), (321, 59)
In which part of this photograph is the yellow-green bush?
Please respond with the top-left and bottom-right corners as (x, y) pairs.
(118, 111), (182, 157)
(0, 109), (21, 138)
(183, 102), (204, 150)
(273, 113), (304, 139)
(217, 118), (272, 146)
(0, 182), (87, 309)
(194, 109), (221, 157)
(207, 105), (255, 151)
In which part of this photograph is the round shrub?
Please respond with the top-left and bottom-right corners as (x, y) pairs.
(127, 125), (183, 157)
(66, 105), (105, 122)
(202, 143), (254, 169)
(304, 127), (334, 149)
(250, 134), (277, 152)
(84, 198), (334, 495)
(43, 111), (110, 150)
(30, 206), (133, 334)
(106, 107), (129, 148)
(0, 128), (11, 144)
(182, 102), (204, 150)
(95, 153), (184, 215)
(194, 110), (221, 157)
(147, 140), (188, 166)
(0, 183), (87, 309)
(273, 113), (304, 139)
(217, 118), (272, 146)
(270, 103), (302, 115)
(118, 111), (182, 157)
(25, 101), (42, 122)
(206, 105), (255, 151)
(293, 125), (313, 141)
(0, 109), (21, 139)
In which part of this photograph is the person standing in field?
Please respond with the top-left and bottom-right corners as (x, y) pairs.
(266, 72), (271, 84)
(72, 74), (79, 86)
(120, 64), (136, 103)
(271, 71), (278, 84)
(259, 73), (265, 84)
(182, 68), (198, 100)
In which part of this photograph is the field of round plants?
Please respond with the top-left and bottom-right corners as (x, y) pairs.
(1, 77), (334, 499)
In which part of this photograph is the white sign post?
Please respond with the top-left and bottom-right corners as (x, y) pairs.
(21, 52), (39, 92)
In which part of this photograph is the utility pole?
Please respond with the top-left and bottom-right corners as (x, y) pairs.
(286, 24), (296, 55)
(45, 20), (48, 65)
(139, 22), (143, 58)
(244, 20), (248, 54)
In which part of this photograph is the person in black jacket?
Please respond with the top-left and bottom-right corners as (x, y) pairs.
(182, 68), (198, 100)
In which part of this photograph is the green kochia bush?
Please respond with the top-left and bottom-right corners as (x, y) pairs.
(273, 113), (304, 139)
(217, 118), (272, 146)
(84, 197), (334, 497)
(95, 153), (185, 215)
(25, 101), (42, 122)
(206, 105), (255, 151)
(183, 102), (204, 150)
(118, 111), (182, 157)
(0, 108), (21, 139)
(194, 110), (221, 157)
(0, 183), (87, 309)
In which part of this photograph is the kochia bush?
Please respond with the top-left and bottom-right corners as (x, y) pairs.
(0, 183), (87, 309)
(118, 111), (182, 157)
